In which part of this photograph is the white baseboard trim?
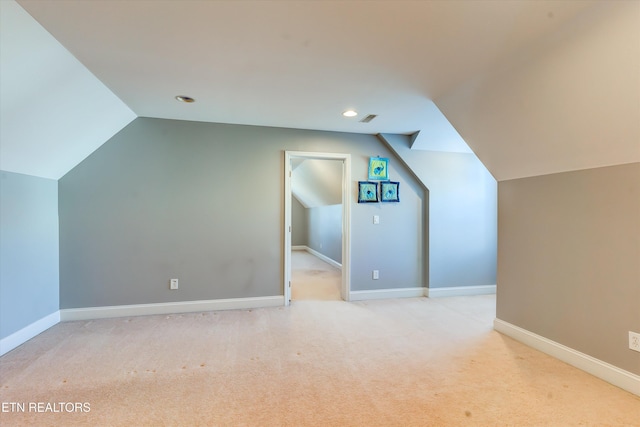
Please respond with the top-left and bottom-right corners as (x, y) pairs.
(60, 296), (285, 321)
(294, 245), (342, 270)
(305, 246), (342, 269)
(350, 287), (426, 301)
(350, 285), (497, 301)
(0, 311), (60, 356)
(426, 285), (496, 298)
(494, 318), (640, 397)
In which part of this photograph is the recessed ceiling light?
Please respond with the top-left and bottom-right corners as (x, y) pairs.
(175, 95), (195, 103)
(342, 110), (358, 117)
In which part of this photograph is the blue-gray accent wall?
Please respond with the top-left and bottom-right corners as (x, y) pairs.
(0, 171), (59, 339)
(307, 204), (342, 264)
(380, 133), (497, 289)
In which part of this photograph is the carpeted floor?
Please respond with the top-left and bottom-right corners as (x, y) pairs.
(1, 295), (638, 426)
(291, 250), (341, 301)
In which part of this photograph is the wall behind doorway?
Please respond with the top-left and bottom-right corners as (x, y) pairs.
(291, 196), (308, 247)
(307, 204), (342, 265)
(292, 196), (343, 266)
(291, 158), (343, 265)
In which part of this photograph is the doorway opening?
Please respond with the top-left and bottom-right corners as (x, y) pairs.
(290, 249), (341, 300)
(284, 151), (351, 305)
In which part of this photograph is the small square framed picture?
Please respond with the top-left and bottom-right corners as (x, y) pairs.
(358, 181), (379, 203)
(380, 181), (400, 202)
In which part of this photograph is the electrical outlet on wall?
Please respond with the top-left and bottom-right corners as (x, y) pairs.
(629, 331), (640, 352)
(170, 279), (179, 290)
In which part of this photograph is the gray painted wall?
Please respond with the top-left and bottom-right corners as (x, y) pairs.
(291, 196), (308, 247)
(58, 118), (426, 308)
(380, 134), (497, 289)
(308, 204), (342, 264)
(0, 171), (59, 339)
(354, 159), (426, 290)
(497, 163), (640, 374)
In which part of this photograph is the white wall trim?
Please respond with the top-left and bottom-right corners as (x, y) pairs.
(60, 296), (285, 321)
(494, 318), (640, 397)
(350, 287), (426, 301)
(426, 284), (496, 298)
(295, 245), (342, 270)
(0, 311), (60, 356)
(350, 285), (497, 301)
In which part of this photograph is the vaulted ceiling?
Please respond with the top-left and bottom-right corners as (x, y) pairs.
(1, 0), (638, 181)
(292, 159), (343, 208)
(0, 0), (135, 179)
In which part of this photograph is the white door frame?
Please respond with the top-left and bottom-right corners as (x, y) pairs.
(284, 151), (351, 305)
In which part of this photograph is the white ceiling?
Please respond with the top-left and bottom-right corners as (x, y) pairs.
(3, 0), (638, 181)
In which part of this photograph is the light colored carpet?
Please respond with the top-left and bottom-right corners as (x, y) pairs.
(291, 250), (341, 301)
(1, 295), (638, 426)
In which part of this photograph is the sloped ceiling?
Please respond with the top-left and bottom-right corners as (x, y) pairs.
(2, 0), (638, 181)
(292, 159), (342, 208)
(437, 0), (640, 180)
(0, 0), (135, 180)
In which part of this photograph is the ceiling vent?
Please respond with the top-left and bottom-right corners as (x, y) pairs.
(360, 114), (377, 123)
